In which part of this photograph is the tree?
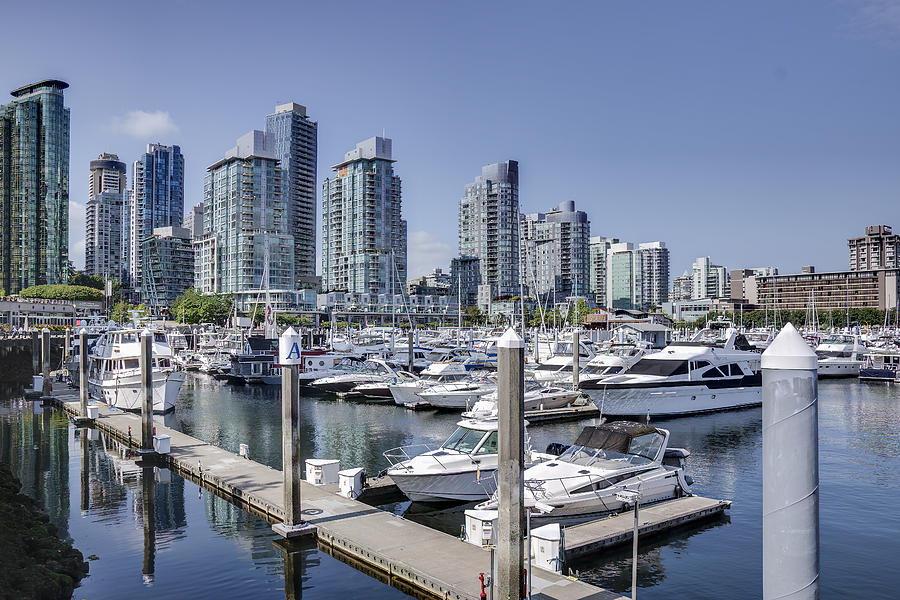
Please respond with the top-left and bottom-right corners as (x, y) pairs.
(19, 284), (104, 301)
(111, 301), (147, 324)
(70, 272), (105, 290)
(170, 289), (233, 326)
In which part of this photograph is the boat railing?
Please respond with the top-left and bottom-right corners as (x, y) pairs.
(523, 471), (634, 510)
(383, 444), (440, 468)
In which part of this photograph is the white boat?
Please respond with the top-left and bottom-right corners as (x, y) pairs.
(466, 421), (692, 534)
(384, 417), (551, 502)
(309, 358), (399, 394)
(580, 328), (761, 417)
(297, 353), (365, 385)
(531, 338), (596, 383)
(87, 328), (185, 413)
(389, 361), (474, 405)
(474, 380), (584, 412)
(415, 376), (497, 410)
(353, 371), (419, 402)
(815, 333), (865, 378)
(579, 343), (650, 385)
(860, 345), (900, 381)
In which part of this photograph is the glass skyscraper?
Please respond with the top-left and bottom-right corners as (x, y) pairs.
(0, 79), (70, 294)
(265, 102), (317, 288)
(86, 153), (126, 279)
(520, 200), (590, 300)
(128, 143), (184, 294)
(321, 137), (407, 294)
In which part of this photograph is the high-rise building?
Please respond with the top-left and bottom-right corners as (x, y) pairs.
(458, 160), (520, 299)
(196, 131), (293, 307)
(691, 256), (727, 300)
(520, 201), (590, 300)
(265, 102), (317, 288)
(606, 241), (669, 311)
(321, 136), (407, 294)
(848, 225), (900, 271)
(142, 226), (193, 309)
(450, 256), (481, 307)
(729, 267), (778, 303)
(184, 202), (204, 240)
(0, 80), (70, 294)
(85, 154), (126, 279)
(589, 236), (619, 307)
(672, 272), (693, 301)
(128, 143), (184, 293)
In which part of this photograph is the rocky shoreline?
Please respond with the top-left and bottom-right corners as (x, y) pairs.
(0, 464), (88, 599)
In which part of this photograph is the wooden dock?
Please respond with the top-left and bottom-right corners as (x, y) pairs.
(562, 496), (731, 561)
(44, 389), (623, 600)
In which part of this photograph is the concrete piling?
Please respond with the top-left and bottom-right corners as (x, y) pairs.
(572, 329), (580, 390)
(275, 327), (314, 538)
(79, 329), (89, 416)
(31, 330), (39, 375)
(761, 323), (820, 600)
(408, 330), (415, 372)
(141, 466), (156, 584)
(41, 328), (51, 396)
(497, 327), (525, 600)
(140, 329), (154, 452)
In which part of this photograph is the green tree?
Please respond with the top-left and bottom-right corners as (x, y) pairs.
(19, 284), (104, 301)
(70, 272), (105, 290)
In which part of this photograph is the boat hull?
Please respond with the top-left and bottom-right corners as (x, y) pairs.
(89, 371), (185, 414)
(586, 384), (761, 417)
(817, 360), (862, 378)
(390, 469), (497, 502)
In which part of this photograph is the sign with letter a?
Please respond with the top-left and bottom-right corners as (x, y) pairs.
(279, 326), (303, 365)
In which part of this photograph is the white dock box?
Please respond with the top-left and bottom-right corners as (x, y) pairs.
(463, 509), (498, 547)
(531, 523), (563, 573)
(86, 404), (99, 419)
(153, 434), (171, 454)
(306, 459), (340, 486)
(338, 468), (366, 498)
(32, 375), (43, 392)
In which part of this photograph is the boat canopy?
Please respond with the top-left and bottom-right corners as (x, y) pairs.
(574, 422), (662, 454)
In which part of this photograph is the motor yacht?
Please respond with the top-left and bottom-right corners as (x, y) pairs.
(309, 358), (400, 394)
(466, 421), (692, 535)
(860, 345), (900, 382)
(353, 370), (420, 402)
(472, 380), (585, 413)
(389, 361), (474, 405)
(815, 333), (865, 378)
(531, 339), (596, 383)
(87, 328), (185, 413)
(384, 417), (550, 502)
(415, 375), (497, 410)
(580, 328), (761, 417)
(579, 343), (651, 385)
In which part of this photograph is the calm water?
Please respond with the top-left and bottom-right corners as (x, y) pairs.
(2, 376), (899, 598)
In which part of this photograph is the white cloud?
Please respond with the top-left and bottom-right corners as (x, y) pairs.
(407, 230), (453, 279)
(110, 110), (179, 138)
(845, 0), (900, 45)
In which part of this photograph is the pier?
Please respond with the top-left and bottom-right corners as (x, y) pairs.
(46, 389), (623, 600)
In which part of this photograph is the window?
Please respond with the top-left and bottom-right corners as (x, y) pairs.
(442, 428), (486, 453)
(702, 366), (726, 378)
(628, 359), (689, 377)
(476, 432), (498, 455)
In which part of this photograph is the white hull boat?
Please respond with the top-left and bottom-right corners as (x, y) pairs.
(90, 370), (186, 413)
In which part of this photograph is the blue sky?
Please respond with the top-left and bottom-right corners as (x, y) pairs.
(4, 0), (900, 279)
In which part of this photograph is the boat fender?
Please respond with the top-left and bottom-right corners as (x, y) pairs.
(684, 475), (694, 486)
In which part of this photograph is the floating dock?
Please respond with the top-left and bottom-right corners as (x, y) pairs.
(43, 389), (623, 600)
(562, 496), (731, 561)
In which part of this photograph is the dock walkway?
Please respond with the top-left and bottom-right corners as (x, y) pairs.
(48, 390), (622, 600)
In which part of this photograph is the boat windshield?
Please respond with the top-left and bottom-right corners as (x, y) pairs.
(442, 427), (487, 453)
(610, 347), (637, 358)
(817, 350), (855, 359)
(559, 435), (662, 468)
(627, 359), (689, 377)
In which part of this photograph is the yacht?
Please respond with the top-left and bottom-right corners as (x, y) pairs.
(472, 380), (584, 413)
(384, 417), (551, 502)
(815, 334), (865, 378)
(531, 338), (595, 383)
(297, 352), (365, 385)
(579, 343), (651, 385)
(87, 328), (185, 413)
(415, 375), (497, 410)
(389, 361), (474, 406)
(580, 328), (761, 417)
(466, 421), (692, 533)
(860, 345), (900, 382)
(309, 358), (400, 394)
(353, 370), (420, 402)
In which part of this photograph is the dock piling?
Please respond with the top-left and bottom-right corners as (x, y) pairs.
(41, 328), (51, 396)
(572, 329), (580, 390)
(408, 330), (414, 372)
(79, 329), (89, 416)
(275, 327), (315, 538)
(140, 329), (154, 453)
(761, 323), (819, 600)
(31, 330), (39, 375)
(497, 327), (525, 600)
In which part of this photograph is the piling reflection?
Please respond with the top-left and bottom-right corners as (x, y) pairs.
(142, 466), (157, 584)
(274, 538), (316, 600)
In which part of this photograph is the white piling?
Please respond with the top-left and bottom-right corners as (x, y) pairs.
(41, 328), (51, 396)
(572, 329), (580, 390)
(79, 329), (89, 416)
(140, 329), (154, 451)
(761, 323), (819, 600)
(497, 327), (525, 600)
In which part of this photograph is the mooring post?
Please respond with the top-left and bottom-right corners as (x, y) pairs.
(140, 329), (154, 452)
(31, 330), (39, 375)
(761, 323), (819, 600)
(41, 328), (51, 396)
(408, 329), (415, 372)
(497, 327), (525, 600)
(572, 329), (580, 390)
(141, 466), (156, 584)
(79, 329), (89, 416)
(64, 327), (71, 363)
(275, 326), (315, 538)
(533, 328), (539, 363)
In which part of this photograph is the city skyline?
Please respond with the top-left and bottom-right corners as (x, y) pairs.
(3, 1), (900, 282)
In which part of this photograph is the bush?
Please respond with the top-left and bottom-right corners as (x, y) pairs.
(19, 285), (104, 301)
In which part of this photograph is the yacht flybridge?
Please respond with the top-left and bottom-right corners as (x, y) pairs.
(815, 334), (865, 378)
(87, 328), (185, 413)
(581, 328), (761, 417)
(466, 422), (692, 534)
